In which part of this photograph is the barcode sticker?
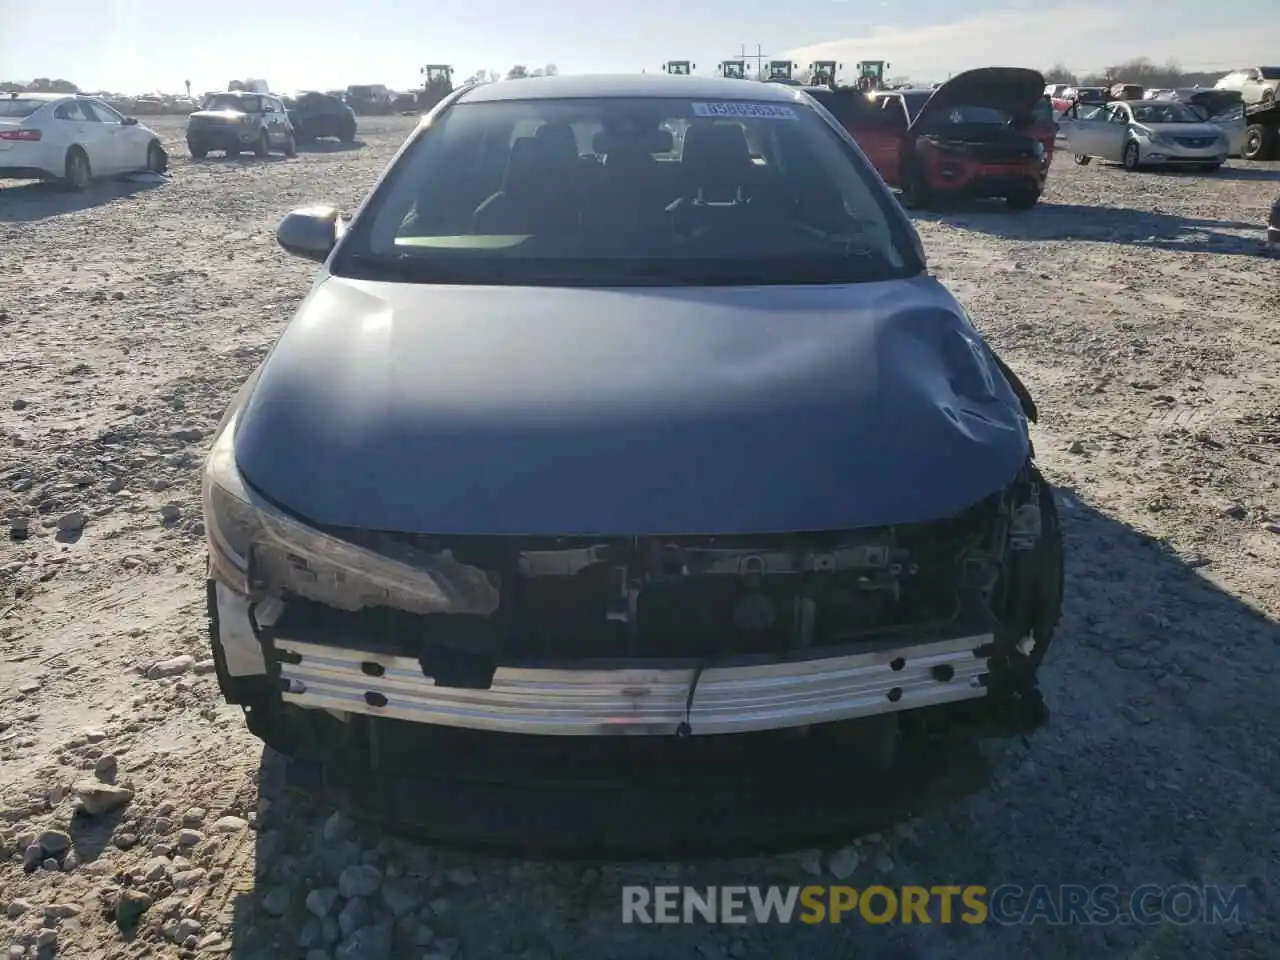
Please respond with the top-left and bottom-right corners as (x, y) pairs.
(690, 102), (798, 120)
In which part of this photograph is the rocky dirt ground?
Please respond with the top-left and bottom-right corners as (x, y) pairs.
(1, 115), (1278, 960)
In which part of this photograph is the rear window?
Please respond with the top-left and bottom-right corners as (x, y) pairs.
(336, 95), (919, 288)
(0, 98), (43, 119)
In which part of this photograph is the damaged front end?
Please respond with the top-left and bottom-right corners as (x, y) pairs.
(203, 408), (1063, 852)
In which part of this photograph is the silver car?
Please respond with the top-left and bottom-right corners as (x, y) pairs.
(1061, 99), (1229, 171)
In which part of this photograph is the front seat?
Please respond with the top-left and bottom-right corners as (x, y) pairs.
(680, 120), (756, 203)
(473, 127), (581, 234)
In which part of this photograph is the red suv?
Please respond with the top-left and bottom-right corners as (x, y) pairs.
(810, 67), (1051, 210)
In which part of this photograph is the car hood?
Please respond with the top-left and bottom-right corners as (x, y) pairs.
(189, 109), (248, 122)
(1139, 122), (1224, 138)
(910, 67), (1046, 132)
(231, 276), (1031, 537)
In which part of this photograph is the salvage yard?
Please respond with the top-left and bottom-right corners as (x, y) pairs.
(2, 114), (1279, 959)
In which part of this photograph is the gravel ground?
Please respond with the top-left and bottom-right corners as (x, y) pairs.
(2, 115), (1279, 960)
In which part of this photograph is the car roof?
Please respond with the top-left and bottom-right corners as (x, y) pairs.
(456, 74), (811, 104)
(4, 92), (70, 102)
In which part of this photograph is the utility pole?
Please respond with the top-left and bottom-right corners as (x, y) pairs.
(734, 43), (769, 80)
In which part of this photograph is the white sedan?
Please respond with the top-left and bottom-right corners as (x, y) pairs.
(1059, 99), (1229, 171)
(0, 92), (167, 190)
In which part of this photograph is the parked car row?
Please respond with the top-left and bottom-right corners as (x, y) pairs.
(185, 90), (357, 159)
(0, 87), (362, 188)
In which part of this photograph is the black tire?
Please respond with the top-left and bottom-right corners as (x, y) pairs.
(339, 127), (356, 144)
(188, 144), (207, 159)
(898, 163), (929, 210)
(1242, 124), (1274, 162)
(146, 140), (168, 174)
(63, 147), (91, 191)
(1072, 153), (1091, 165)
(253, 130), (269, 158)
(284, 134), (297, 158)
(1006, 187), (1041, 210)
(1122, 140), (1141, 171)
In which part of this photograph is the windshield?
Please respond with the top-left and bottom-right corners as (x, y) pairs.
(204, 94), (259, 112)
(901, 92), (930, 119)
(1129, 102), (1202, 123)
(1260, 67), (1280, 80)
(336, 96), (917, 288)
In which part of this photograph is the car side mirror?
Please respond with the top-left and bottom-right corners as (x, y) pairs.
(122, 117), (139, 126)
(277, 205), (340, 263)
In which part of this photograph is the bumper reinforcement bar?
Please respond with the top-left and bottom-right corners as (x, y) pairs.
(273, 633), (991, 736)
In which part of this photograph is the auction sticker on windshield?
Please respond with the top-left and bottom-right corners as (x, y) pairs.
(691, 102), (798, 120)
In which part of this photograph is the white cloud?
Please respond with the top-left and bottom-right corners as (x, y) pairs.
(782, 5), (1280, 81)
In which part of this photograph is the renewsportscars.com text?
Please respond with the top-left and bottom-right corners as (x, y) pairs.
(621, 884), (1247, 926)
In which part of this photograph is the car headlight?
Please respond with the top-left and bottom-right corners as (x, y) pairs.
(1145, 131), (1170, 146)
(202, 415), (499, 615)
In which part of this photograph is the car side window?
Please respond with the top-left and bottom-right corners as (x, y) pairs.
(54, 101), (90, 121)
(82, 101), (123, 124)
(1108, 107), (1128, 124)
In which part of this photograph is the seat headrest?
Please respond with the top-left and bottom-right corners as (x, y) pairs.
(503, 134), (575, 192)
(533, 122), (578, 163)
(680, 121), (754, 179)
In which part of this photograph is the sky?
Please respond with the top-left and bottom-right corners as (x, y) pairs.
(1, 0), (1277, 94)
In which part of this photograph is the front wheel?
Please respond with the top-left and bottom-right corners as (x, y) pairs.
(1006, 187), (1041, 210)
(1122, 140), (1141, 171)
(63, 148), (91, 191)
(898, 165), (930, 210)
(188, 143), (207, 159)
(146, 140), (168, 174)
(1072, 153), (1091, 165)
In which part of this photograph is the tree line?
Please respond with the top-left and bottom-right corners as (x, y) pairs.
(0, 77), (79, 93)
(460, 65), (559, 85)
(1042, 57), (1228, 89)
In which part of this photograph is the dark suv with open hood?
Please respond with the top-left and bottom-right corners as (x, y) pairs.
(187, 92), (297, 159)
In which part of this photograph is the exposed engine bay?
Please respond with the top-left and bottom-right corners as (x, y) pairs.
(247, 462), (1058, 681)
(916, 125), (1041, 163)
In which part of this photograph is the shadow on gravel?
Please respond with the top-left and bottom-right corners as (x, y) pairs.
(212, 495), (1278, 959)
(193, 155), (290, 165)
(0, 179), (164, 224)
(1148, 165), (1280, 182)
(918, 202), (1268, 256)
(67, 807), (127, 863)
(296, 140), (366, 154)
